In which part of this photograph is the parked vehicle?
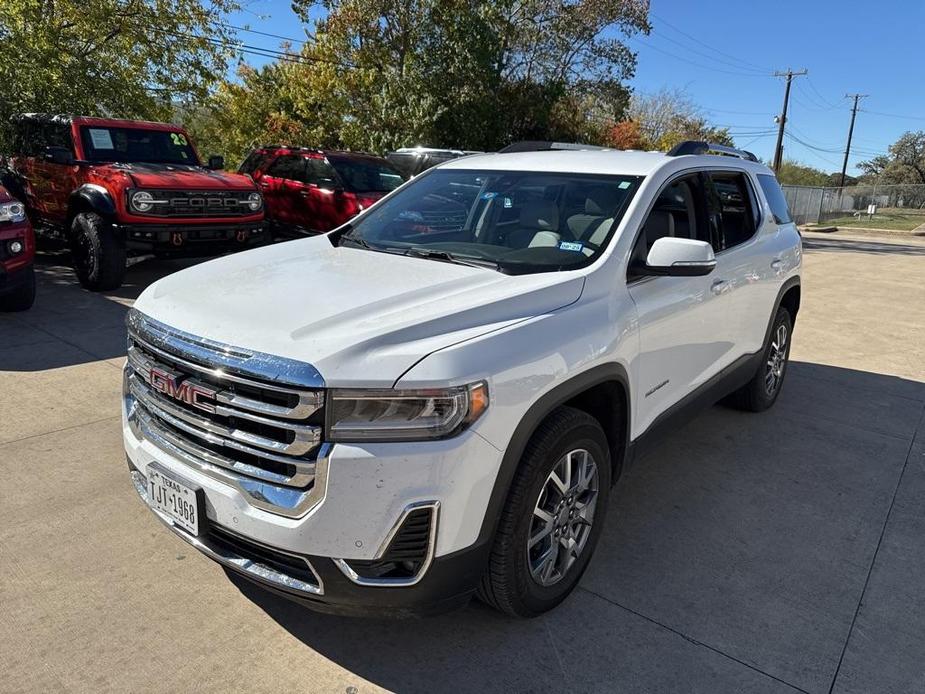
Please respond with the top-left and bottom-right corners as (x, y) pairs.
(0, 184), (36, 311)
(239, 146), (404, 237)
(123, 140), (801, 617)
(2, 114), (267, 291)
(386, 147), (480, 178)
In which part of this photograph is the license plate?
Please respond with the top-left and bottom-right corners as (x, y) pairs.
(147, 464), (204, 536)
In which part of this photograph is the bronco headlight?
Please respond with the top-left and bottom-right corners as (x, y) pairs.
(0, 202), (26, 223)
(246, 192), (262, 211)
(131, 191), (155, 212)
(327, 382), (489, 442)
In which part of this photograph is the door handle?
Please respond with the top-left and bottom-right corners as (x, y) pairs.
(710, 279), (727, 295)
(771, 258), (783, 270)
(258, 181), (270, 188)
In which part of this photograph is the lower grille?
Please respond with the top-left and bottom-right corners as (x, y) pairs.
(125, 309), (326, 517)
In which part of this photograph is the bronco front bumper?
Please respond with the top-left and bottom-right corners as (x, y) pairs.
(117, 220), (269, 255)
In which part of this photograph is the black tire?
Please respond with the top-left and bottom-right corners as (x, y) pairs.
(478, 406), (612, 617)
(0, 265), (36, 311)
(70, 211), (126, 291)
(729, 307), (793, 412)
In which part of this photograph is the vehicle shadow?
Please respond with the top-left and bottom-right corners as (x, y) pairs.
(0, 250), (208, 369)
(227, 362), (925, 694)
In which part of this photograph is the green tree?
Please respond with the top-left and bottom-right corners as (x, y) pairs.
(203, 0), (650, 154)
(776, 160), (830, 187)
(858, 131), (925, 184)
(0, 0), (241, 148)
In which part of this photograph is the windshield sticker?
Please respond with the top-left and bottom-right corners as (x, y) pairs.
(503, 197), (512, 208)
(558, 241), (584, 252)
(618, 181), (631, 189)
(170, 132), (188, 147)
(88, 128), (114, 149)
(481, 192), (497, 200)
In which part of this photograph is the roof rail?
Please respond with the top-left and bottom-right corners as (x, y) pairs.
(498, 140), (610, 154)
(667, 140), (758, 162)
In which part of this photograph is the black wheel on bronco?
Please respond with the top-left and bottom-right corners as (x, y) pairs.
(478, 406), (611, 617)
(0, 266), (36, 312)
(70, 212), (126, 291)
(729, 307), (793, 412)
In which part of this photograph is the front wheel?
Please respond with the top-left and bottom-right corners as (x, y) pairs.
(70, 212), (126, 291)
(478, 407), (611, 617)
(729, 307), (793, 412)
(0, 266), (36, 311)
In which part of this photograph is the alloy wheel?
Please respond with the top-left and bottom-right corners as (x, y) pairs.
(527, 448), (599, 587)
(765, 322), (788, 396)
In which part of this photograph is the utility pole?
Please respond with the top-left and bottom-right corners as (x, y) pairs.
(772, 68), (808, 173)
(840, 93), (868, 187)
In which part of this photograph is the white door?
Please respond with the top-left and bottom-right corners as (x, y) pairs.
(627, 173), (734, 437)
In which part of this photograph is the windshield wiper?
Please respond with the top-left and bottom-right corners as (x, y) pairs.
(403, 247), (501, 271)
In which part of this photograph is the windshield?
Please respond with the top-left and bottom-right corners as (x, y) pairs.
(337, 169), (641, 274)
(329, 158), (405, 194)
(79, 126), (200, 165)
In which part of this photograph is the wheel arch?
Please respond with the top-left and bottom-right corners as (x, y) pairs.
(67, 185), (116, 231)
(475, 363), (631, 549)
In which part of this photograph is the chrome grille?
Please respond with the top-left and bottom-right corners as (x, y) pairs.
(124, 310), (326, 517)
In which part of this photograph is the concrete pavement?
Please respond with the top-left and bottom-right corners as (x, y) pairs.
(1, 236), (923, 693)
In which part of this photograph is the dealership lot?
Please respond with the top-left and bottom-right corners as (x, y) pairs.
(1, 233), (923, 693)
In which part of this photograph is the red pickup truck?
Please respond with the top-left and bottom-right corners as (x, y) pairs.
(0, 184), (35, 311)
(2, 114), (267, 290)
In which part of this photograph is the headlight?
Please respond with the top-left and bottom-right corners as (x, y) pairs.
(327, 382), (489, 442)
(246, 192), (262, 211)
(131, 191), (155, 212)
(0, 202), (26, 223)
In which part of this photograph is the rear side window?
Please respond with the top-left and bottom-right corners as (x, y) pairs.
(304, 158), (339, 188)
(266, 154), (305, 181)
(757, 174), (792, 224)
(708, 172), (758, 250)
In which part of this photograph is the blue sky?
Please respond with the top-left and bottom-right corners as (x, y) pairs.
(226, 0), (925, 175)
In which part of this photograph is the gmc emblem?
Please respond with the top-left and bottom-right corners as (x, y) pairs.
(148, 366), (217, 414)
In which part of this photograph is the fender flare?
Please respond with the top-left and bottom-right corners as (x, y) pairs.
(763, 276), (801, 347)
(68, 184), (116, 220)
(471, 362), (631, 550)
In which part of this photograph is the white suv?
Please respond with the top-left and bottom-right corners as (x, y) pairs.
(123, 141), (801, 617)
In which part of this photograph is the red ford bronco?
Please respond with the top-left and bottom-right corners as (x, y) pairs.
(0, 183), (35, 311)
(2, 114), (267, 290)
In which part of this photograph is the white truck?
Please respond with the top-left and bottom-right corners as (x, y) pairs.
(123, 141), (802, 617)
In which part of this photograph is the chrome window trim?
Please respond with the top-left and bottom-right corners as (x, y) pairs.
(127, 309), (325, 390)
(129, 469), (324, 595)
(333, 501), (440, 588)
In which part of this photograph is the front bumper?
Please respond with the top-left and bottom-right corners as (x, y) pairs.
(117, 220), (269, 255)
(123, 401), (503, 615)
(0, 261), (33, 297)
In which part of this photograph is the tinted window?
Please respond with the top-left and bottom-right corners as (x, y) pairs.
(79, 126), (197, 164)
(338, 169), (640, 274)
(630, 175), (707, 273)
(757, 173), (792, 224)
(266, 154), (305, 181)
(709, 172), (758, 250)
(305, 158), (339, 188)
(239, 150), (272, 175)
(330, 158), (405, 193)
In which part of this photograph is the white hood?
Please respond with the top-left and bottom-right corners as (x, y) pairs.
(134, 235), (585, 387)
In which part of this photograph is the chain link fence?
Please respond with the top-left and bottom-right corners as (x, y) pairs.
(781, 183), (925, 227)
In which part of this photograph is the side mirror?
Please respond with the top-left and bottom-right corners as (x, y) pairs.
(207, 155), (225, 170)
(643, 237), (716, 277)
(45, 146), (75, 166)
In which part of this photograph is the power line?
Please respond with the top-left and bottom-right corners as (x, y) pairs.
(217, 21), (311, 46)
(649, 12), (773, 73)
(641, 29), (768, 75)
(861, 109), (925, 122)
(805, 77), (841, 110)
(627, 37), (772, 77)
